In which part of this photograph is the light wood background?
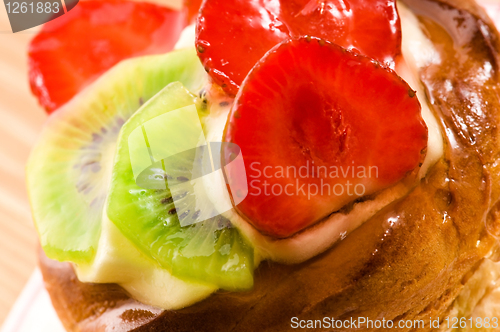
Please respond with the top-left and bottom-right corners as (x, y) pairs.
(0, 6), (45, 324)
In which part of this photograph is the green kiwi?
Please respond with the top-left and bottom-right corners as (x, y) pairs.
(27, 48), (206, 264)
(106, 82), (254, 290)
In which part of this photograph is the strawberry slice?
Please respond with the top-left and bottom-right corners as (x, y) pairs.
(196, 0), (401, 95)
(185, 0), (203, 23)
(196, 0), (290, 95)
(223, 37), (427, 238)
(29, 0), (186, 113)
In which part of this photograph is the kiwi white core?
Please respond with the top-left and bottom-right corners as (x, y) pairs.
(75, 206), (217, 309)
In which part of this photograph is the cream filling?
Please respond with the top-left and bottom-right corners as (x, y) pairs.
(74, 8), (445, 309)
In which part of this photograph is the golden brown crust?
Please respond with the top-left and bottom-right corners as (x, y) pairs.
(39, 248), (163, 331)
(39, 0), (500, 331)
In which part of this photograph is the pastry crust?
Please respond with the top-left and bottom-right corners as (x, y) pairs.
(38, 0), (500, 330)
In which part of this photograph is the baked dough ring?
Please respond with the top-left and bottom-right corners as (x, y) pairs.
(39, 0), (500, 330)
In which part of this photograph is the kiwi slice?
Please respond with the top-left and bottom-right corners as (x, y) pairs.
(27, 48), (206, 264)
(106, 82), (254, 290)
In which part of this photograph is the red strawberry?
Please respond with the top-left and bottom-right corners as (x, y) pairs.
(185, 0), (203, 23)
(29, 0), (186, 113)
(196, 0), (401, 95)
(196, 0), (290, 95)
(223, 37), (427, 238)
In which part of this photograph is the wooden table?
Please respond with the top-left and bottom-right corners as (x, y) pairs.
(0, 8), (46, 325)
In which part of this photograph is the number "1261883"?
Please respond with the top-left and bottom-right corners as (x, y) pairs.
(5, 2), (60, 14)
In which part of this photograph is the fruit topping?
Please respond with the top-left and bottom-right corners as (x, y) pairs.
(27, 49), (206, 264)
(29, 0), (186, 113)
(185, 0), (203, 23)
(196, 0), (401, 95)
(223, 37), (428, 238)
(107, 82), (254, 290)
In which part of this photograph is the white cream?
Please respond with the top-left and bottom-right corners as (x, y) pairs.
(175, 24), (197, 50)
(75, 10), (445, 309)
(398, 2), (443, 180)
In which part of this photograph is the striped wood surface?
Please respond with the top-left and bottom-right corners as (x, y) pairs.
(0, 11), (45, 326)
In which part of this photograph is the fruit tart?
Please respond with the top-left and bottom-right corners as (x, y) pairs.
(26, 0), (500, 330)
